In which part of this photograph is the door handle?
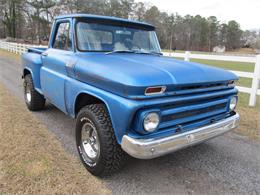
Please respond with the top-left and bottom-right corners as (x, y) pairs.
(42, 52), (48, 56)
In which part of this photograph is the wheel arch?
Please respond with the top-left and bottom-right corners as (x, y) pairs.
(73, 91), (120, 143)
(74, 92), (105, 116)
(22, 68), (33, 78)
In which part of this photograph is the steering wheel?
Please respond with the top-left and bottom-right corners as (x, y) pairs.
(124, 38), (141, 50)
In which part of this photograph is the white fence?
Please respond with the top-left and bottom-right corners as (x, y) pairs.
(164, 51), (260, 107)
(0, 41), (259, 106)
(0, 41), (47, 55)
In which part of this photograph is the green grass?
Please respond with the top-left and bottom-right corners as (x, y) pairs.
(163, 48), (256, 55)
(173, 57), (256, 88)
(238, 93), (260, 110)
(237, 77), (252, 88)
(190, 59), (259, 89)
(236, 93), (260, 141)
(191, 59), (255, 73)
(163, 50), (213, 54)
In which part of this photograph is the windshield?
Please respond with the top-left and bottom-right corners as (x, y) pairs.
(76, 21), (161, 53)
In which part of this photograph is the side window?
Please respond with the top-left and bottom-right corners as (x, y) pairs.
(53, 22), (72, 51)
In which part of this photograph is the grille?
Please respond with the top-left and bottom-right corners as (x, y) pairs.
(162, 103), (227, 122)
(170, 82), (232, 96)
(177, 83), (226, 91)
(158, 99), (228, 131)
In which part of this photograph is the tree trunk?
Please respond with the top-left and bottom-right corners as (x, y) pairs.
(12, 0), (16, 38)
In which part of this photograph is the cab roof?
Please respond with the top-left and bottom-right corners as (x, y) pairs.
(55, 14), (155, 30)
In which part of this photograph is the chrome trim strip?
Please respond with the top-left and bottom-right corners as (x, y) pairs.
(121, 113), (240, 159)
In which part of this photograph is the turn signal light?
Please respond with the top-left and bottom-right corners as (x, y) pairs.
(227, 80), (236, 87)
(145, 86), (166, 95)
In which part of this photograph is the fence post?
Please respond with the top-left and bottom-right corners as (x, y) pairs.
(184, 51), (191, 61)
(18, 43), (21, 54)
(249, 55), (260, 106)
(15, 43), (18, 54)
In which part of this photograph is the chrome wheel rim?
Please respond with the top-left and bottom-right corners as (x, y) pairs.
(25, 85), (31, 102)
(81, 119), (100, 162)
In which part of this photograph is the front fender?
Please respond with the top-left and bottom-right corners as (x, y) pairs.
(65, 77), (139, 144)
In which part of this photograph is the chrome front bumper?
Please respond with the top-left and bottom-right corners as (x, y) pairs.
(121, 113), (240, 159)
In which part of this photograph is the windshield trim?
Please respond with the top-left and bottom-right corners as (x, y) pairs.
(76, 17), (155, 31)
(75, 19), (160, 53)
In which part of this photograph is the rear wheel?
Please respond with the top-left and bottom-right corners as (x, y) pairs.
(23, 74), (45, 111)
(76, 104), (127, 176)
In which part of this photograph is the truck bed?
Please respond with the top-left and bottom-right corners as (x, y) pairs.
(27, 47), (47, 54)
(22, 47), (47, 94)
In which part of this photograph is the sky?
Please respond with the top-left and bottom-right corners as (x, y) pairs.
(140, 0), (260, 30)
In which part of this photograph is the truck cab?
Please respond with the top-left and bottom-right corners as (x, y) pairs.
(22, 14), (240, 176)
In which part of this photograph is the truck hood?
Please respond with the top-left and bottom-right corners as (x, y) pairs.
(74, 53), (238, 98)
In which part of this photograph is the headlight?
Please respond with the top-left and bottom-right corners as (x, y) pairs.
(143, 112), (160, 132)
(230, 96), (238, 111)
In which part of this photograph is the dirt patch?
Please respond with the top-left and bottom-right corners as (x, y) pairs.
(0, 83), (110, 194)
(0, 49), (21, 61)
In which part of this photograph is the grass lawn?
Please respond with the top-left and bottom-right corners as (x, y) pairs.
(191, 59), (256, 88)
(173, 57), (257, 88)
(0, 83), (110, 194)
(163, 48), (257, 55)
(163, 50), (214, 54)
(236, 93), (260, 141)
(191, 59), (255, 72)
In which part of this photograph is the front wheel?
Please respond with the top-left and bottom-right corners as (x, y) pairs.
(76, 104), (127, 176)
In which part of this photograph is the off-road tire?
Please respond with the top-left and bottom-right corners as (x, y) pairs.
(23, 74), (45, 111)
(76, 104), (128, 176)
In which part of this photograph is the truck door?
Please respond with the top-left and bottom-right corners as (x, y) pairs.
(40, 21), (73, 113)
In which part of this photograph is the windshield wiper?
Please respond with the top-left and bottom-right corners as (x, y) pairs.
(133, 51), (163, 56)
(105, 50), (162, 56)
(105, 50), (136, 55)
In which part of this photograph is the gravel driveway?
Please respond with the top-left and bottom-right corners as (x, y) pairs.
(0, 54), (259, 195)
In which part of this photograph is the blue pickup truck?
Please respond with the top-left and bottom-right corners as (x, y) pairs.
(22, 14), (240, 176)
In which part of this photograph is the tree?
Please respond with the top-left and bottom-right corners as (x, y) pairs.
(78, 0), (107, 15)
(132, 2), (146, 21)
(0, 0), (248, 51)
(241, 30), (257, 48)
(25, 0), (56, 43)
(164, 13), (175, 51)
(1, 0), (24, 38)
(226, 20), (242, 50)
(207, 16), (219, 51)
(144, 6), (169, 48)
(218, 23), (228, 46)
(254, 38), (260, 50)
(106, 0), (134, 18)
